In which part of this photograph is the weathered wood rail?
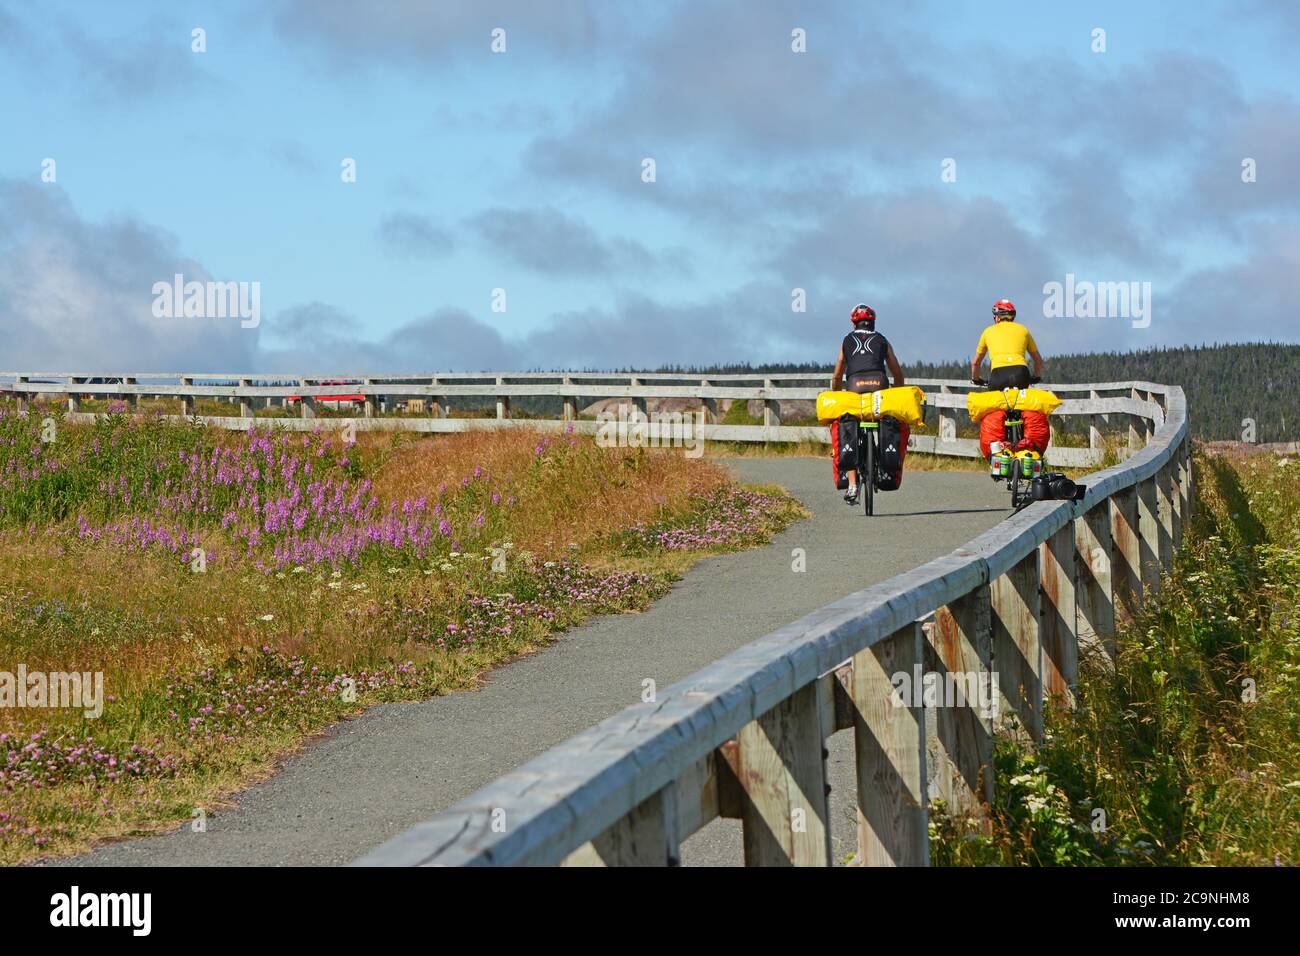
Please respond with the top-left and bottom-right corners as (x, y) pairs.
(1, 371), (1165, 468)
(347, 381), (1189, 867)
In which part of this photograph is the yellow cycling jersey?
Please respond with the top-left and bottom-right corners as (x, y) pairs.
(976, 321), (1037, 369)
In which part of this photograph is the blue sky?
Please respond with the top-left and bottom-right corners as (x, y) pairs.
(1, 0), (1297, 372)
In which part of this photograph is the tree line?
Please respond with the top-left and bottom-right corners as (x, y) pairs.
(649, 343), (1298, 443)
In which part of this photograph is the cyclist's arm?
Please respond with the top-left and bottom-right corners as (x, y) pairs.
(886, 345), (905, 387)
(1029, 347), (1044, 379)
(970, 346), (987, 382)
(832, 351), (845, 391)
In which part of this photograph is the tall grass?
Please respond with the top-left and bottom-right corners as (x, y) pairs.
(931, 449), (1300, 865)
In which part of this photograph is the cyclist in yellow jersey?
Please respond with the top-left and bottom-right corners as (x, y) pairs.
(970, 298), (1044, 390)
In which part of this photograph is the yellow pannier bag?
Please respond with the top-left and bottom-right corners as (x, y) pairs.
(966, 387), (1062, 423)
(816, 386), (927, 427)
(870, 385), (927, 427)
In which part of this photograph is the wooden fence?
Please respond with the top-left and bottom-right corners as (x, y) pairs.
(344, 379), (1189, 866)
(1, 371), (1166, 468)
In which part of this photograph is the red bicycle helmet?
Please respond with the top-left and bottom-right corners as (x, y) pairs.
(992, 299), (1016, 320)
(850, 303), (876, 325)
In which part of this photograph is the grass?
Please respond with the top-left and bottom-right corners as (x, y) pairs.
(930, 447), (1300, 866)
(0, 402), (806, 862)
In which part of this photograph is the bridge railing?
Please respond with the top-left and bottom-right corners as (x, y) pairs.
(1, 371), (1166, 468)
(350, 380), (1189, 866)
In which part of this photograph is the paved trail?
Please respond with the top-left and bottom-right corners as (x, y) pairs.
(63, 457), (1009, 867)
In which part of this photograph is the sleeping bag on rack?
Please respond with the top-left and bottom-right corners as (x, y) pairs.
(979, 409), (1007, 460)
(979, 409), (1051, 458)
(1020, 409), (1050, 454)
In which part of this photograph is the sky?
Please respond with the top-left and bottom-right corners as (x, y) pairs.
(1, 0), (1297, 373)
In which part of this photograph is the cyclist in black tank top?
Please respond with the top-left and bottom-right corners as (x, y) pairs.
(831, 304), (907, 502)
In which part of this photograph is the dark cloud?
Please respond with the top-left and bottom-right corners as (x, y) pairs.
(1178, 93), (1300, 231)
(271, 141), (319, 175)
(378, 213), (455, 259)
(263, 302), (359, 342)
(272, 0), (604, 65)
(0, 180), (258, 372)
(0, 6), (27, 49)
(1036, 148), (1179, 272)
(467, 206), (689, 277)
(0, 8), (203, 101)
(1158, 219), (1300, 347)
(258, 308), (508, 373)
(768, 189), (1055, 295)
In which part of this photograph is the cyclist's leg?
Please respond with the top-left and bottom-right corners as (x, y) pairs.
(844, 374), (884, 496)
(848, 375), (887, 490)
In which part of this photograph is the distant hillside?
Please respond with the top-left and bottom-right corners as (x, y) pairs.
(645, 343), (1297, 444)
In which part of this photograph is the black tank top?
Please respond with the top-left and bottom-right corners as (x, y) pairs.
(842, 328), (889, 378)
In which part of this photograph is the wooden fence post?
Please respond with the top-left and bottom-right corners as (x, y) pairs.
(764, 378), (781, 429)
(562, 376), (577, 422)
(180, 376), (194, 417)
(1075, 502), (1116, 664)
(1171, 455), (1184, 547)
(362, 377), (376, 419)
(560, 785), (679, 867)
(924, 585), (994, 820)
(853, 623), (928, 866)
(1158, 462), (1177, 566)
(630, 377), (648, 417)
(700, 378), (718, 424)
(428, 377), (444, 419)
(1128, 387), (1150, 454)
(496, 376), (510, 420)
(1040, 522), (1078, 708)
(299, 378), (316, 420)
(238, 379), (253, 419)
(1110, 486), (1143, 622)
(1137, 476), (1161, 593)
(1089, 388), (1104, 452)
(735, 682), (831, 866)
(992, 551), (1042, 742)
(936, 384), (955, 446)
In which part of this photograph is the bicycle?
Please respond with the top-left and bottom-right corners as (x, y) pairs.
(972, 379), (1044, 512)
(857, 418), (880, 516)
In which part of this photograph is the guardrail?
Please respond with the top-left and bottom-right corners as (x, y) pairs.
(349, 379), (1189, 866)
(1, 371), (1164, 468)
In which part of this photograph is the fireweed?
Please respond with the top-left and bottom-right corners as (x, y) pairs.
(5, 410), (524, 569)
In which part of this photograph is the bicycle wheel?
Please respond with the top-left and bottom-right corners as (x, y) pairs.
(863, 432), (875, 516)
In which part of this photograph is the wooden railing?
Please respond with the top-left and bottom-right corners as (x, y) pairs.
(1, 371), (1166, 467)
(347, 380), (1189, 867)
